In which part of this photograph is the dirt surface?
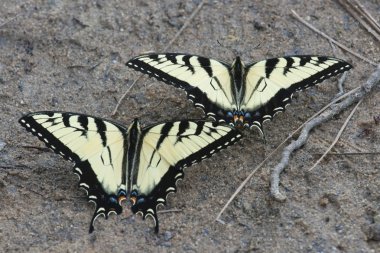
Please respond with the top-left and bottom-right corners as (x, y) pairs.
(1, 0), (379, 252)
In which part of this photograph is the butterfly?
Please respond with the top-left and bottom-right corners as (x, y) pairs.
(19, 112), (242, 233)
(126, 53), (352, 135)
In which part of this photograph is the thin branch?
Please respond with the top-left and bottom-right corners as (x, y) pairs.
(291, 9), (378, 66)
(21, 145), (50, 152)
(111, 77), (142, 115)
(351, 0), (380, 33)
(165, 0), (206, 49)
(312, 152), (380, 156)
(0, 12), (22, 28)
(157, 209), (182, 214)
(215, 144), (284, 223)
(270, 65), (380, 201)
(336, 72), (348, 96)
(329, 39), (338, 57)
(337, 0), (380, 41)
(216, 85), (361, 220)
(111, 0), (206, 116)
(308, 99), (363, 171)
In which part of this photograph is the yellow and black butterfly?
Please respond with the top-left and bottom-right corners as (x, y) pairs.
(19, 112), (242, 232)
(127, 53), (352, 135)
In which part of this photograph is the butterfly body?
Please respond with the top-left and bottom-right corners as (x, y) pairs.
(19, 112), (242, 232)
(127, 53), (352, 134)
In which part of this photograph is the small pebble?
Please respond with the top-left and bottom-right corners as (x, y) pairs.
(164, 231), (173, 241)
(368, 224), (380, 241)
(319, 197), (329, 207)
(0, 140), (5, 151)
(374, 214), (380, 224)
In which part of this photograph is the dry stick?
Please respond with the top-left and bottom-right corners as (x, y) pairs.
(157, 209), (182, 214)
(216, 86), (361, 222)
(338, 138), (367, 152)
(215, 145), (283, 223)
(336, 72), (348, 96)
(351, 0), (380, 35)
(111, 0), (206, 116)
(328, 39), (346, 95)
(291, 10), (377, 66)
(329, 39), (338, 56)
(308, 99), (363, 172)
(0, 12), (22, 28)
(337, 0), (380, 42)
(271, 65), (380, 201)
(313, 152), (380, 156)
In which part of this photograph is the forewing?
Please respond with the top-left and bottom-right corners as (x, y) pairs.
(242, 56), (352, 132)
(131, 120), (242, 232)
(19, 111), (127, 232)
(127, 53), (235, 121)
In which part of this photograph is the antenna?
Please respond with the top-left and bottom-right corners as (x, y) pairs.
(216, 39), (239, 58)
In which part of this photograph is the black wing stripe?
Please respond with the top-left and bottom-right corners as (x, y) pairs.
(197, 56), (213, 77)
(283, 57), (294, 75)
(156, 122), (173, 150)
(177, 120), (190, 136)
(265, 58), (279, 78)
(78, 115), (89, 131)
(182, 55), (195, 74)
(63, 113), (71, 127)
(166, 53), (178, 64)
(299, 56), (311, 66)
(95, 118), (107, 147)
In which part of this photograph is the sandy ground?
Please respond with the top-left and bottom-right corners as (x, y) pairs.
(0, 0), (379, 252)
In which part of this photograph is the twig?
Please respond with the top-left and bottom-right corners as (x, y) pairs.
(312, 152), (379, 156)
(157, 209), (182, 214)
(337, 0), (380, 42)
(336, 72), (348, 97)
(111, 76), (143, 116)
(337, 139), (367, 152)
(21, 145), (50, 152)
(165, 0), (206, 48)
(291, 10), (378, 66)
(351, 0), (380, 33)
(215, 144), (283, 223)
(270, 65), (380, 201)
(111, 0), (206, 116)
(308, 99), (363, 171)
(0, 12), (22, 28)
(216, 86), (361, 220)
(328, 39), (347, 95)
(329, 39), (338, 57)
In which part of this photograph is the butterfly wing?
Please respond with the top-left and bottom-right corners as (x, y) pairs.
(241, 56), (352, 132)
(126, 53), (235, 121)
(19, 112), (128, 232)
(130, 120), (242, 232)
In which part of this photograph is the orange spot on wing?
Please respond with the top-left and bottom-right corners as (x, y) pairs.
(118, 195), (127, 205)
(130, 196), (137, 206)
